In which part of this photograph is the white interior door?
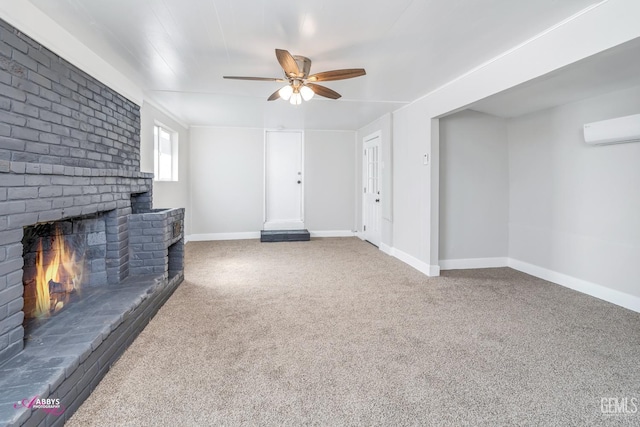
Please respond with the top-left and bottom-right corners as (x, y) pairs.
(362, 134), (381, 246)
(264, 131), (304, 230)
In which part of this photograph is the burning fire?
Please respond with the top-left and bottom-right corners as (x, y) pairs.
(33, 225), (84, 318)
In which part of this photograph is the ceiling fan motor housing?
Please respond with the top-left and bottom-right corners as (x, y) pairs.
(292, 55), (312, 79)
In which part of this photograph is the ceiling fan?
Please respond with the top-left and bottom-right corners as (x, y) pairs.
(223, 49), (366, 105)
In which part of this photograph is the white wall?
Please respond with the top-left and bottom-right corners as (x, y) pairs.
(391, 107), (425, 259)
(189, 127), (264, 237)
(507, 86), (640, 298)
(139, 102), (192, 234)
(358, 0), (640, 276)
(439, 110), (509, 265)
(304, 131), (356, 233)
(189, 127), (356, 238)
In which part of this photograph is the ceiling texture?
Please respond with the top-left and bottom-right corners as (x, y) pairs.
(28, 0), (605, 130)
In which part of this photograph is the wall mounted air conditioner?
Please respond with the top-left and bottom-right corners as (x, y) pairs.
(583, 113), (640, 146)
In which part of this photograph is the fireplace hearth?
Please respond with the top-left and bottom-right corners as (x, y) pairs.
(0, 17), (184, 427)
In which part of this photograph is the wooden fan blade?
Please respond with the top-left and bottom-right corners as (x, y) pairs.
(223, 76), (285, 82)
(307, 83), (341, 99)
(275, 49), (300, 77)
(267, 89), (281, 101)
(307, 68), (366, 82)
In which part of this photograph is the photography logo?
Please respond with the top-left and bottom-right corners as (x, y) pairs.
(14, 396), (65, 416)
(601, 397), (638, 415)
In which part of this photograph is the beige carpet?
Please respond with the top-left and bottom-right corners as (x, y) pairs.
(67, 238), (640, 426)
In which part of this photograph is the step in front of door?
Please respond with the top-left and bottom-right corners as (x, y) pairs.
(260, 229), (310, 242)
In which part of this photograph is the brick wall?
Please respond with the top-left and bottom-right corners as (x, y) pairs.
(129, 208), (185, 277)
(0, 19), (140, 171)
(0, 17), (165, 366)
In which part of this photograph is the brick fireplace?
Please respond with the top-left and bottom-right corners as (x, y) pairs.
(0, 18), (184, 426)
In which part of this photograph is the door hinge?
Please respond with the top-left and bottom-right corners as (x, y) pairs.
(364, 225), (366, 231)
(364, 187), (366, 193)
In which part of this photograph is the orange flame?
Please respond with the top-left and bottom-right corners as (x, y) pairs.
(33, 225), (84, 318)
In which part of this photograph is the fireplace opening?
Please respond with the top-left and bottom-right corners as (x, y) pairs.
(22, 213), (108, 331)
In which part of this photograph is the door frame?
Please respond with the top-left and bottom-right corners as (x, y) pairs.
(263, 129), (305, 230)
(362, 130), (382, 246)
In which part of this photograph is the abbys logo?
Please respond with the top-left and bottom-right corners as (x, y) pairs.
(14, 396), (65, 416)
(601, 397), (638, 415)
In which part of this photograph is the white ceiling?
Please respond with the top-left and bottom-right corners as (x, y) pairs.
(468, 37), (640, 118)
(28, 0), (601, 130)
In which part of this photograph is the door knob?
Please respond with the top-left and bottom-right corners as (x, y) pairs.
(297, 180), (301, 184)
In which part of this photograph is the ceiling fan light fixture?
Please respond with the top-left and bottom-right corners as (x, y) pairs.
(278, 84), (293, 101)
(225, 49), (365, 103)
(289, 91), (302, 105)
(300, 85), (314, 101)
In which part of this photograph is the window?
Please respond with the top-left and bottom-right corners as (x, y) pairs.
(153, 123), (178, 181)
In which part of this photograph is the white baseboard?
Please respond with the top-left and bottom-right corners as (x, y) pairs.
(188, 232), (260, 241)
(309, 230), (355, 238)
(187, 230), (355, 241)
(392, 248), (440, 277)
(379, 242), (393, 256)
(508, 258), (640, 313)
(440, 257), (509, 270)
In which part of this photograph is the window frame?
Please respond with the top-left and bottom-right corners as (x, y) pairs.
(153, 122), (179, 182)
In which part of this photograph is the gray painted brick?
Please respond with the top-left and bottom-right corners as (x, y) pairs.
(70, 71), (87, 88)
(6, 269), (22, 288)
(0, 284), (22, 309)
(40, 87), (62, 103)
(12, 75), (40, 95)
(52, 103), (72, 117)
(11, 100), (39, 117)
(0, 200), (26, 215)
(0, 110), (27, 126)
(49, 145), (70, 157)
(38, 209), (64, 223)
(1, 173), (25, 186)
(0, 228), (23, 245)
(1, 30), (28, 53)
(0, 81), (27, 101)
(7, 187), (38, 200)
(38, 186), (63, 198)
(27, 69), (52, 88)
(51, 81), (72, 102)
(8, 297), (23, 317)
(40, 109), (63, 124)
(40, 133), (61, 145)
(27, 117), (53, 132)
(0, 310), (22, 336)
(11, 126), (40, 141)
(60, 96), (80, 111)
(25, 174), (51, 186)
(12, 150), (38, 163)
(25, 198), (52, 211)
(26, 92), (52, 109)
(25, 141), (50, 154)
(8, 212), (38, 227)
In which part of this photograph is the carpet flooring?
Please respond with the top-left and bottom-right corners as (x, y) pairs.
(67, 238), (640, 426)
